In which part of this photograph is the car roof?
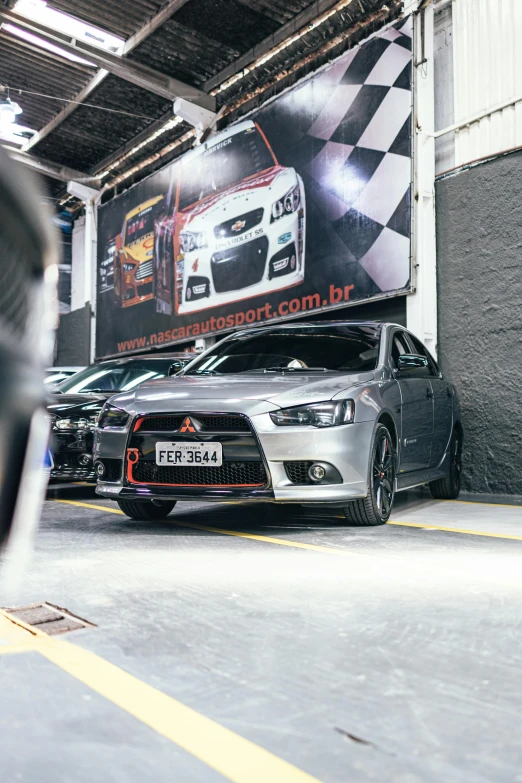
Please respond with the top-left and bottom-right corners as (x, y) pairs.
(95, 353), (194, 366)
(231, 320), (390, 334)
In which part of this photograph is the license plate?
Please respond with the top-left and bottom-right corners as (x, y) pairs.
(155, 442), (222, 466)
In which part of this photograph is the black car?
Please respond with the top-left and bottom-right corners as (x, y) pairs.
(47, 353), (193, 481)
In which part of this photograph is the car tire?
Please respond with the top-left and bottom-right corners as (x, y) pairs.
(117, 499), (176, 520)
(429, 429), (462, 500)
(342, 424), (396, 526)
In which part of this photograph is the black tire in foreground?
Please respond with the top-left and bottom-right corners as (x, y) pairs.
(117, 499), (176, 520)
(343, 424), (396, 526)
(430, 429), (462, 499)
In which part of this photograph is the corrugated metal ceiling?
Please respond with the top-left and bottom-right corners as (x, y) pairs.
(47, 0), (168, 40)
(0, 29), (95, 130)
(1, 0), (400, 205)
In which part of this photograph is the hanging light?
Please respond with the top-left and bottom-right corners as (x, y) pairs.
(0, 97), (23, 126)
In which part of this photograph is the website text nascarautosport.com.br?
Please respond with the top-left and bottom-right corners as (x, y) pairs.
(116, 283), (356, 354)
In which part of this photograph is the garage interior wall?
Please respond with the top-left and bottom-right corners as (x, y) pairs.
(435, 150), (522, 496)
(433, 0), (522, 496)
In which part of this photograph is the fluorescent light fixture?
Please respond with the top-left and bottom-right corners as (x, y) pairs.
(0, 96), (23, 126)
(13, 0), (124, 53)
(0, 121), (36, 146)
(3, 23), (95, 65)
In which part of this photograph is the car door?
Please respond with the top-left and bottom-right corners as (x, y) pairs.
(390, 330), (434, 473)
(408, 334), (453, 467)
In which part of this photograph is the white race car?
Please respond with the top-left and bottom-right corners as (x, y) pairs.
(175, 120), (305, 314)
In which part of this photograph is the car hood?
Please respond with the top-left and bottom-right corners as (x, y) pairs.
(46, 392), (111, 418)
(108, 372), (375, 417)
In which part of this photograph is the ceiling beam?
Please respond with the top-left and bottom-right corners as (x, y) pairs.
(121, 0), (190, 53)
(4, 146), (101, 185)
(23, 0), (192, 152)
(0, 6), (214, 110)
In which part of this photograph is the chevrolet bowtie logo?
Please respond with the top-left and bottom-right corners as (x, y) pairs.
(180, 416), (196, 433)
(231, 220), (246, 232)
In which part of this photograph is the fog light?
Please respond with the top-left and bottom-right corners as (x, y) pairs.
(78, 453), (92, 466)
(308, 464), (326, 482)
(95, 461), (105, 477)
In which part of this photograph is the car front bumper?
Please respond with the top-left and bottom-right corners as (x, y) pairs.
(50, 430), (95, 482)
(95, 417), (373, 503)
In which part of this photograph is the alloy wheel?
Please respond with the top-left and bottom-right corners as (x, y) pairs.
(372, 431), (395, 521)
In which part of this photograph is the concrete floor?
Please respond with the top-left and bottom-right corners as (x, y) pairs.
(1, 487), (522, 783)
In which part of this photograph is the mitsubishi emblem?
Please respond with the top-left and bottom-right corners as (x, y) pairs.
(179, 416), (196, 433)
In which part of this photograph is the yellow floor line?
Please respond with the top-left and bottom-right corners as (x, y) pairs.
(0, 642), (38, 655)
(55, 499), (123, 514)
(449, 498), (522, 510)
(54, 498), (522, 543)
(0, 610), (322, 783)
(172, 520), (361, 555)
(388, 519), (522, 541)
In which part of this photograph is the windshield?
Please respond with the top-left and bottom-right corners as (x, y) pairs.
(178, 126), (275, 211)
(124, 202), (162, 244)
(184, 326), (381, 375)
(55, 359), (175, 394)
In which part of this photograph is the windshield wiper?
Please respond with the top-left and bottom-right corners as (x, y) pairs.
(184, 370), (221, 376)
(239, 367), (331, 374)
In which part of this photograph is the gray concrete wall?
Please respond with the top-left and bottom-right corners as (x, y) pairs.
(55, 304), (91, 366)
(436, 150), (522, 495)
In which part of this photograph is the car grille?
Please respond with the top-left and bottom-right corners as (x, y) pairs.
(100, 458), (122, 482)
(54, 453), (85, 469)
(213, 208), (264, 239)
(137, 282), (153, 297)
(211, 235), (268, 293)
(135, 260), (153, 280)
(132, 460), (267, 486)
(136, 414), (251, 433)
(285, 461), (313, 484)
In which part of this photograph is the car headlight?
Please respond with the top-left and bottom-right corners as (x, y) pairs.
(180, 230), (207, 253)
(54, 416), (97, 431)
(97, 404), (130, 430)
(123, 262), (135, 272)
(270, 400), (354, 428)
(271, 184), (301, 223)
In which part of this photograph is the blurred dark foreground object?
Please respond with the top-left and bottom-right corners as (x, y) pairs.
(0, 146), (58, 553)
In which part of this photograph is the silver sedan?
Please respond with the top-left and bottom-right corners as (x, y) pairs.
(94, 322), (463, 525)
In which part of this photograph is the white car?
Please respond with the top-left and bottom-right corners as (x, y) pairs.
(175, 120), (305, 314)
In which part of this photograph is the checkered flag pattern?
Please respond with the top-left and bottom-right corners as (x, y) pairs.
(260, 18), (413, 295)
(308, 19), (412, 292)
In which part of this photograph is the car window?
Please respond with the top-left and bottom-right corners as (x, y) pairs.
(390, 330), (411, 369)
(407, 334), (439, 377)
(185, 325), (381, 375)
(177, 126), (276, 211)
(55, 360), (174, 393)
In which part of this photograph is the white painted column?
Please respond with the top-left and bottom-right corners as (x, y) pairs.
(408, 2), (438, 357)
(70, 215), (86, 312)
(68, 181), (99, 363)
(85, 198), (97, 363)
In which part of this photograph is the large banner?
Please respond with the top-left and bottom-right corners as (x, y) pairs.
(96, 18), (412, 358)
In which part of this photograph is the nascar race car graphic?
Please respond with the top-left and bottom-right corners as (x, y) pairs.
(174, 121), (305, 315)
(116, 195), (164, 308)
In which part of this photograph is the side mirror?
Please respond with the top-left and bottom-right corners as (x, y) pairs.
(168, 362), (181, 377)
(397, 354), (428, 372)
